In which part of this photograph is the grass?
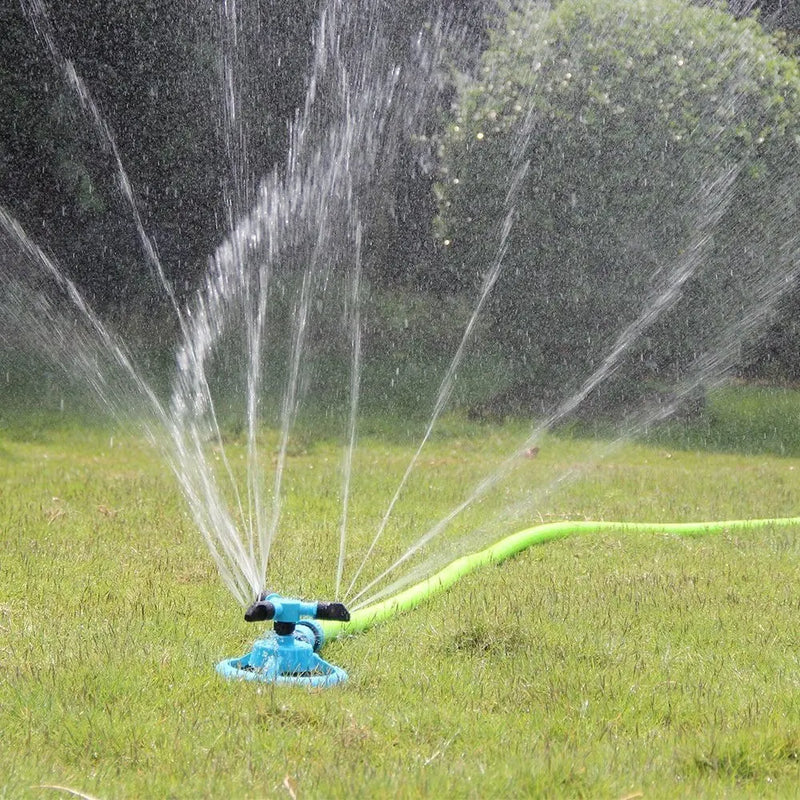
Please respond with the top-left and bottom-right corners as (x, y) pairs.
(644, 383), (800, 458)
(1, 388), (800, 799)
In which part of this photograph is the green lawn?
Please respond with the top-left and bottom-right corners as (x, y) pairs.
(1, 399), (799, 798)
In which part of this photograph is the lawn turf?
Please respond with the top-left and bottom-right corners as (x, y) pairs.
(1, 408), (799, 799)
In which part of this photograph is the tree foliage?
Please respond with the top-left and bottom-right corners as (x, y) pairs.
(0, 0), (496, 308)
(0, 0), (320, 308)
(436, 0), (800, 409)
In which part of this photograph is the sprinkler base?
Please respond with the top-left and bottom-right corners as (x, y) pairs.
(217, 628), (347, 687)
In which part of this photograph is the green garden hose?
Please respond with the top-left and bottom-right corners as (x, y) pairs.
(320, 517), (800, 640)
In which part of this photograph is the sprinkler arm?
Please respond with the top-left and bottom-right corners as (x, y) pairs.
(244, 593), (350, 625)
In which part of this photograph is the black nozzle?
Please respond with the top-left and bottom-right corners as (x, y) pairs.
(315, 601), (351, 622)
(244, 600), (276, 622)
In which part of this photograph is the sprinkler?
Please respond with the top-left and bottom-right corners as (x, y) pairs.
(217, 593), (351, 687)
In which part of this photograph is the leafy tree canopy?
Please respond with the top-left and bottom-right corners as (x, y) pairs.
(437, 0), (800, 412)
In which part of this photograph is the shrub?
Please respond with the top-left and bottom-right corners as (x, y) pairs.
(437, 0), (800, 413)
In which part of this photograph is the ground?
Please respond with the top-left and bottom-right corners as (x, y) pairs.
(1, 390), (799, 798)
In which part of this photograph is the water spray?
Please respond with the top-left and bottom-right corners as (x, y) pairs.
(217, 593), (351, 687)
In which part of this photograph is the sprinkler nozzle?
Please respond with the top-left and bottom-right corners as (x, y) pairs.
(315, 601), (350, 622)
(244, 599), (276, 622)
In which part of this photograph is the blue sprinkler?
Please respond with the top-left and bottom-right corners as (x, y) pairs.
(216, 593), (351, 687)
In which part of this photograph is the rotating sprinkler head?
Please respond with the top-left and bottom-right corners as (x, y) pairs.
(217, 593), (351, 687)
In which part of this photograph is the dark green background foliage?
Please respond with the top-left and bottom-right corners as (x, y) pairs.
(1, 0), (799, 391)
(436, 0), (800, 406)
(0, 0), (488, 308)
(0, 0), (320, 309)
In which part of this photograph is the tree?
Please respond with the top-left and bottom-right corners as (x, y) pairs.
(0, 0), (319, 309)
(436, 0), (800, 413)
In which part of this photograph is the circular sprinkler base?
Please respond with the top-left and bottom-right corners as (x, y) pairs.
(217, 631), (348, 687)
